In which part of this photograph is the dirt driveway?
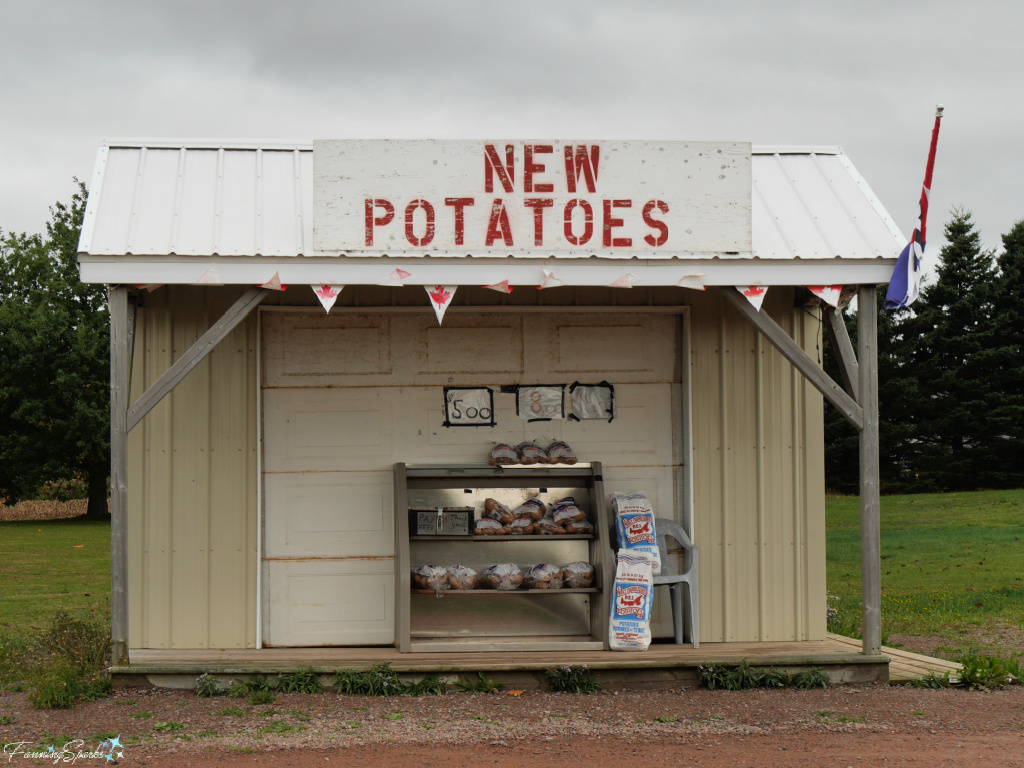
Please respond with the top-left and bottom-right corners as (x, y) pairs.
(2, 684), (1022, 766)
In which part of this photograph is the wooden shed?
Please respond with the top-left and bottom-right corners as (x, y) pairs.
(78, 140), (897, 685)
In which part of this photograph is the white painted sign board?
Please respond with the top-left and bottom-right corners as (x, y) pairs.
(313, 140), (751, 256)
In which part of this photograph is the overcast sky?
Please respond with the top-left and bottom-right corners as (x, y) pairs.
(2, 0), (1020, 275)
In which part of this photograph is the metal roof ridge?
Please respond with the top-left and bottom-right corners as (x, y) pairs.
(98, 140), (843, 156)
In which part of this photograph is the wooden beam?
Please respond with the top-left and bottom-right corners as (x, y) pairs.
(823, 306), (860, 401)
(127, 287), (268, 432)
(721, 288), (864, 430)
(857, 285), (882, 656)
(109, 286), (130, 666)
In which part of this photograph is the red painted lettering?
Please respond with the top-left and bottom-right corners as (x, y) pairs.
(364, 198), (395, 246)
(484, 144), (515, 193)
(564, 145), (600, 193)
(642, 199), (669, 247)
(445, 197), (474, 246)
(404, 199), (435, 247)
(524, 145), (553, 193)
(485, 199), (514, 247)
(603, 199), (632, 247)
(523, 198), (553, 245)
(563, 199), (594, 246)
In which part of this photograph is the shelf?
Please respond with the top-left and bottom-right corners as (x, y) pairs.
(395, 461), (613, 653)
(411, 587), (599, 595)
(410, 534), (594, 542)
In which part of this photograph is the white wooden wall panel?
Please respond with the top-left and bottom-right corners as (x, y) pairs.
(263, 560), (395, 647)
(263, 471), (393, 559)
(262, 310), (682, 646)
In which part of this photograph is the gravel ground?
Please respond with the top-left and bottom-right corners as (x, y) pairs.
(2, 684), (1022, 765)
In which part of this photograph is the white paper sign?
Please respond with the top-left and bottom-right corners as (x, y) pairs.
(517, 386), (565, 422)
(443, 387), (495, 427)
(570, 383), (615, 421)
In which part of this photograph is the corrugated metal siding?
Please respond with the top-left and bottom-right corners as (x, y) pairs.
(688, 287), (826, 642)
(80, 142), (902, 261)
(125, 283), (825, 648)
(127, 286), (258, 650)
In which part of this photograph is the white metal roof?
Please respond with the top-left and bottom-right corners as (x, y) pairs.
(78, 140), (904, 286)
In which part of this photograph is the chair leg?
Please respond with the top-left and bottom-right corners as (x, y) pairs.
(670, 583), (683, 644)
(685, 583), (699, 649)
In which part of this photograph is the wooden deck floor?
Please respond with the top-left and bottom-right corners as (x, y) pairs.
(827, 634), (962, 683)
(112, 634), (963, 685)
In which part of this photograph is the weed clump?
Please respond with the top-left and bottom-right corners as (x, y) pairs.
(332, 663), (445, 696)
(697, 661), (829, 690)
(957, 649), (1020, 689)
(545, 665), (601, 694)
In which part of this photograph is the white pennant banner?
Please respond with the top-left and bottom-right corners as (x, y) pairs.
(676, 274), (706, 291)
(313, 284), (345, 313)
(736, 285), (768, 311)
(194, 266), (223, 285)
(379, 268), (411, 286)
(425, 285), (457, 325)
(609, 273), (637, 288)
(538, 268), (564, 289)
(484, 280), (513, 294)
(808, 284), (843, 307)
(260, 272), (286, 291)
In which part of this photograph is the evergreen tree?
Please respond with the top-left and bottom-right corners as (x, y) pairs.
(0, 182), (110, 517)
(822, 288), (920, 494)
(987, 220), (1024, 486)
(903, 209), (998, 490)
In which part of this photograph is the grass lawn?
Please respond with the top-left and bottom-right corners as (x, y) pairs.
(826, 489), (1024, 656)
(0, 518), (111, 633)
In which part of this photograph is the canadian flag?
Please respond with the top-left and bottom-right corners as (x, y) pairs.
(484, 280), (513, 294)
(736, 285), (768, 312)
(808, 285), (842, 308)
(425, 285), (458, 325)
(313, 284), (344, 313)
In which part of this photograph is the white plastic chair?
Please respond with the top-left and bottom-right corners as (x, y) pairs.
(653, 518), (699, 647)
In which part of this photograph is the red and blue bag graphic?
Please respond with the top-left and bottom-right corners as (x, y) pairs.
(609, 553), (653, 651)
(612, 492), (661, 572)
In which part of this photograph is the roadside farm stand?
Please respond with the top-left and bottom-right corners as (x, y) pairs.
(78, 140), (896, 685)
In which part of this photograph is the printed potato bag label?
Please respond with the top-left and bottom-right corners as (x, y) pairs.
(612, 492), (661, 572)
(609, 554), (653, 651)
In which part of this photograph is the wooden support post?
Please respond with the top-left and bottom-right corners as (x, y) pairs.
(823, 306), (859, 401)
(857, 286), (882, 656)
(127, 287), (268, 433)
(109, 286), (130, 666)
(721, 288), (864, 430)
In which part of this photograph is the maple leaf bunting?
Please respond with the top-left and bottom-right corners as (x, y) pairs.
(313, 284), (344, 313)
(425, 285), (458, 325)
(736, 285), (768, 311)
(808, 285), (842, 307)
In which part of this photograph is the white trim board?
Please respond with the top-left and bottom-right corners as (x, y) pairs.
(79, 257), (895, 287)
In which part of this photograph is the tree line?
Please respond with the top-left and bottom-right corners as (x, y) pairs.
(824, 210), (1024, 493)
(0, 183), (110, 518)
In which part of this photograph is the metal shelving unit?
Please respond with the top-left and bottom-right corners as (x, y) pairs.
(394, 462), (613, 653)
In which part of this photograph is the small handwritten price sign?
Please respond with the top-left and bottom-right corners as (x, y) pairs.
(443, 387), (496, 427)
(516, 385), (565, 422)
